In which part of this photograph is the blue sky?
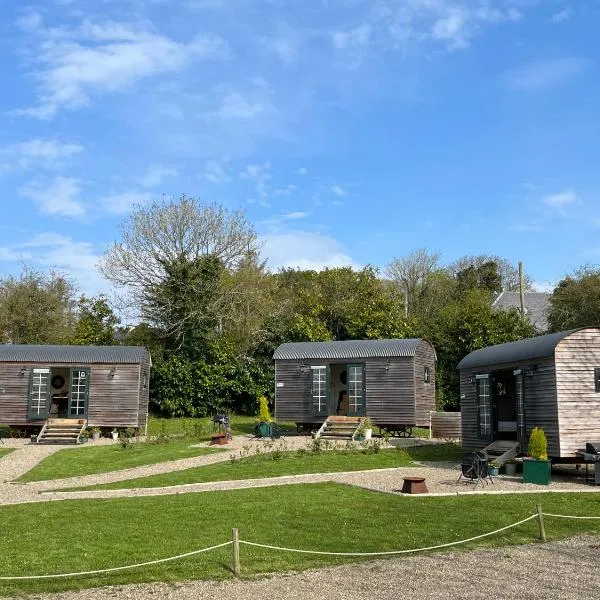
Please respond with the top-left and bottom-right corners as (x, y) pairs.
(1, 0), (599, 297)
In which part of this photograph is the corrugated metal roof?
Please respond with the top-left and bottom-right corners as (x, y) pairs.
(273, 339), (423, 360)
(457, 329), (580, 370)
(0, 345), (149, 364)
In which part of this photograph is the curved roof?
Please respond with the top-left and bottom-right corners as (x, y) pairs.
(457, 329), (580, 370)
(0, 345), (149, 364)
(274, 339), (427, 360)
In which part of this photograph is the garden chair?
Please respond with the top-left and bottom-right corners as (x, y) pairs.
(457, 451), (493, 486)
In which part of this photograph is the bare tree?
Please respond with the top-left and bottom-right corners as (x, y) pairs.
(100, 196), (260, 350)
(385, 249), (441, 317)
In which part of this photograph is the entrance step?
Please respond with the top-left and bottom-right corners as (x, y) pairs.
(480, 440), (520, 466)
(315, 416), (362, 441)
(36, 418), (87, 445)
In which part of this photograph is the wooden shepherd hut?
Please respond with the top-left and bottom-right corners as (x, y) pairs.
(0, 345), (150, 442)
(458, 328), (600, 458)
(273, 339), (436, 436)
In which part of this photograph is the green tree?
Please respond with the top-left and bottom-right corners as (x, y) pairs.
(72, 295), (120, 345)
(548, 266), (600, 331)
(0, 267), (76, 344)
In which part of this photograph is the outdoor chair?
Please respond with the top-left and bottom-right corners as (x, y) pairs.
(457, 451), (493, 486)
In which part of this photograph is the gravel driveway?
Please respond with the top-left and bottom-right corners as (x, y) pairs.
(30, 535), (600, 600)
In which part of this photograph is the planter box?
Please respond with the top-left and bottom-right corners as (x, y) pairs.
(522, 459), (551, 485)
(488, 467), (499, 477)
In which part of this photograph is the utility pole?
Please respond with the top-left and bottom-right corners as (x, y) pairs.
(518, 261), (526, 318)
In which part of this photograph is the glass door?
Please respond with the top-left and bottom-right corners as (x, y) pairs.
(28, 368), (50, 420)
(347, 364), (366, 416)
(68, 368), (90, 418)
(310, 366), (329, 417)
(476, 374), (491, 441)
(513, 369), (526, 446)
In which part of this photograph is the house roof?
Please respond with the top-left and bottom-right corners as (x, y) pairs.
(457, 329), (581, 370)
(491, 291), (551, 331)
(273, 339), (426, 360)
(0, 345), (149, 364)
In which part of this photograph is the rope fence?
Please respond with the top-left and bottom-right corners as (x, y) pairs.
(1, 504), (599, 582)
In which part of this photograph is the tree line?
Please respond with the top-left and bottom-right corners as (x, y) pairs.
(1, 196), (598, 415)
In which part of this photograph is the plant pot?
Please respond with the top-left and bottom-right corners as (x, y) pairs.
(522, 458), (551, 485)
(256, 422), (272, 438)
(488, 467), (499, 477)
(504, 462), (517, 476)
(363, 428), (372, 441)
(354, 434), (365, 442)
(111, 431), (119, 441)
(91, 431), (100, 441)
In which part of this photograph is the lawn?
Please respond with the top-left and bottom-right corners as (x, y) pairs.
(0, 484), (599, 596)
(0, 448), (13, 460)
(18, 440), (222, 483)
(71, 444), (465, 491)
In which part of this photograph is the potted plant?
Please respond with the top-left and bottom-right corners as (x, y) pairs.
(504, 458), (517, 476)
(90, 427), (101, 441)
(357, 417), (374, 441)
(522, 427), (551, 485)
(488, 460), (501, 476)
(255, 395), (273, 438)
(111, 429), (119, 441)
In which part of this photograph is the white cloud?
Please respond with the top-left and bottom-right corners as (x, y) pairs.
(532, 280), (557, 293)
(333, 23), (371, 49)
(19, 177), (84, 217)
(331, 185), (347, 197)
(542, 190), (577, 208)
(297, 167), (308, 176)
(551, 8), (574, 24)
(14, 21), (229, 119)
(262, 231), (360, 271)
(201, 159), (231, 184)
(240, 162), (272, 198)
(283, 211), (308, 220)
(205, 80), (274, 121)
(2, 138), (84, 170)
(511, 221), (543, 233)
(99, 191), (153, 215)
(139, 164), (177, 188)
(503, 58), (587, 91)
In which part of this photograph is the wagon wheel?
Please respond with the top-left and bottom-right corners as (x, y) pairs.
(399, 426), (413, 438)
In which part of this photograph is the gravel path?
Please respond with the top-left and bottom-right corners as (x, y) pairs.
(2, 436), (599, 506)
(28, 534), (600, 600)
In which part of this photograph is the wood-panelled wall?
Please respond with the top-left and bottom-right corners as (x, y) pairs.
(0, 361), (147, 428)
(555, 329), (600, 456)
(413, 340), (436, 427)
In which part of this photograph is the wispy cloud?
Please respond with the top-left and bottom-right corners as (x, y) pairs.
(240, 162), (272, 200)
(19, 177), (84, 217)
(1, 138), (84, 171)
(331, 184), (347, 197)
(139, 164), (177, 188)
(550, 8), (574, 24)
(201, 159), (231, 184)
(99, 191), (153, 215)
(14, 20), (229, 119)
(503, 57), (588, 91)
(297, 167), (308, 176)
(542, 190), (577, 208)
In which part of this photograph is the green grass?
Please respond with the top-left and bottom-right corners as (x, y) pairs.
(18, 440), (222, 483)
(70, 444), (464, 491)
(0, 448), (14, 460)
(0, 484), (599, 596)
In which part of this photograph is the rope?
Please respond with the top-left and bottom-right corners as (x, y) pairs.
(542, 513), (600, 520)
(0, 541), (232, 581)
(239, 514), (538, 557)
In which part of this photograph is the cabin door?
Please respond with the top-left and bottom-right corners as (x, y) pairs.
(513, 369), (526, 447)
(68, 368), (90, 418)
(28, 368), (51, 420)
(346, 364), (366, 417)
(310, 366), (329, 418)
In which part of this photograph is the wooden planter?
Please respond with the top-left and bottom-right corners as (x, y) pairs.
(522, 459), (551, 485)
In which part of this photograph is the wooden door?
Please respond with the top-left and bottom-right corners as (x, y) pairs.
(346, 364), (366, 417)
(28, 368), (50, 420)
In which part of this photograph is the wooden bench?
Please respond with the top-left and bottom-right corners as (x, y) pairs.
(401, 476), (429, 494)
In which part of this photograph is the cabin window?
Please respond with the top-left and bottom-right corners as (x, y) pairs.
(595, 368), (600, 393)
(476, 375), (491, 439)
(424, 366), (430, 384)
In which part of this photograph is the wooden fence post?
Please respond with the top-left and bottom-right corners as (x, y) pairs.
(536, 503), (546, 542)
(232, 528), (241, 577)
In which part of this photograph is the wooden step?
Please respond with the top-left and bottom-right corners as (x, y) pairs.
(327, 416), (362, 424)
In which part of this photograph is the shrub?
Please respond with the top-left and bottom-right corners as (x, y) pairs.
(257, 395), (272, 423)
(528, 427), (547, 460)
